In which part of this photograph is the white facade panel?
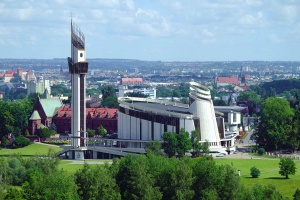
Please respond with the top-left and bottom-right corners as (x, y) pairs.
(154, 122), (162, 140)
(141, 119), (149, 140)
(136, 118), (141, 140)
(130, 116), (137, 140)
(148, 121), (152, 140)
(184, 119), (195, 134)
(117, 111), (122, 138)
(125, 114), (131, 139)
(167, 125), (175, 133)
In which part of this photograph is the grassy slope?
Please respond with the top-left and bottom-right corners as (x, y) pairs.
(215, 158), (300, 199)
(0, 143), (63, 156)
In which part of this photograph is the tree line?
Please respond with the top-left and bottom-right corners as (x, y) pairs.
(1, 150), (298, 200)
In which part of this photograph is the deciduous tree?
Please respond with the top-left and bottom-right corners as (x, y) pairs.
(279, 157), (297, 179)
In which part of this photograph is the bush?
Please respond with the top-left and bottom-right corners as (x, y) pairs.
(257, 148), (265, 156)
(12, 136), (31, 148)
(250, 166), (260, 178)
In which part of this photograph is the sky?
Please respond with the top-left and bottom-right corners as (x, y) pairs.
(0, 0), (299, 61)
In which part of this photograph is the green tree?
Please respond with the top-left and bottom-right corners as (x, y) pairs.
(4, 187), (24, 200)
(202, 140), (210, 155)
(115, 155), (162, 200)
(0, 110), (15, 135)
(86, 128), (95, 138)
(75, 163), (121, 200)
(213, 99), (227, 106)
(191, 130), (201, 157)
(279, 157), (297, 179)
(6, 157), (27, 185)
(145, 140), (163, 156)
(12, 136), (31, 149)
(237, 90), (261, 115)
(257, 148), (265, 156)
(101, 95), (119, 108)
(162, 132), (177, 157)
(254, 97), (294, 150)
(98, 125), (107, 137)
(51, 84), (71, 96)
(101, 85), (116, 100)
(192, 158), (240, 200)
(1, 136), (10, 147)
(22, 169), (79, 200)
(293, 188), (300, 200)
(250, 166), (260, 178)
(176, 128), (192, 158)
(40, 127), (51, 138)
(22, 149), (61, 175)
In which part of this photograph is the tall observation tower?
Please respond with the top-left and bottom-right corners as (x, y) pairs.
(68, 20), (88, 159)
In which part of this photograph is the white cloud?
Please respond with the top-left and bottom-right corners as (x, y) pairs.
(268, 34), (284, 43)
(239, 12), (264, 26)
(281, 5), (298, 23)
(202, 29), (214, 37)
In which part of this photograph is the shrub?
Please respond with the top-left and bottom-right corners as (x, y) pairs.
(257, 148), (265, 156)
(12, 136), (31, 148)
(250, 166), (260, 178)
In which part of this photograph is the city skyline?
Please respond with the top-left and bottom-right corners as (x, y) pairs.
(1, 0), (299, 61)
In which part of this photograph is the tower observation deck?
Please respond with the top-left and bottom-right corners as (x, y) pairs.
(68, 20), (89, 156)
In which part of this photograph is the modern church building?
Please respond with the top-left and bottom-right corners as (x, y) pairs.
(118, 82), (239, 154)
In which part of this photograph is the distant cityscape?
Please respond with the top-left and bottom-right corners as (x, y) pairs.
(1, 59), (300, 89)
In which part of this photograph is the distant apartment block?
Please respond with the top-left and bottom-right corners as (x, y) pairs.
(118, 85), (156, 99)
(27, 78), (51, 96)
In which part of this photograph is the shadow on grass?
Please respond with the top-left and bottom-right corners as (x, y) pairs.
(265, 177), (287, 180)
(242, 176), (288, 180)
(244, 177), (259, 179)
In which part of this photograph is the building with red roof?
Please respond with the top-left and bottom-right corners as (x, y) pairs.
(28, 98), (118, 135)
(216, 76), (239, 87)
(121, 78), (143, 85)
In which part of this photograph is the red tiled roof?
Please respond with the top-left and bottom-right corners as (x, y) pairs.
(0, 74), (4, 77)
(4, 73), (13, 77)
(54, 107), (118, 119)
(122, 78), (143, 83)
(217, 76), (239, 84)
(6, 70), (16, 74)
(239, 85), (250, 90)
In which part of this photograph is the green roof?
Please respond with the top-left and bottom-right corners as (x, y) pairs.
(29, 110), (41, 120)
(40, 99), (63, 117)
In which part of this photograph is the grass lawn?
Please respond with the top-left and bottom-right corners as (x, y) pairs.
(58, 160), (113, 174)
(58, 160), (84, 174)
(215, 158), (300, 199)
(0, 143), (63, 156)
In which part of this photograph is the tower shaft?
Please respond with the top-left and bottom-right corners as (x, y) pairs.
(68, 21), (88, 148)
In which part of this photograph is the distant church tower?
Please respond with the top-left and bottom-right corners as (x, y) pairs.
(68, 20), (89, 159)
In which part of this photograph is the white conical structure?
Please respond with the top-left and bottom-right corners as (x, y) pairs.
(189, 82), (221, 147)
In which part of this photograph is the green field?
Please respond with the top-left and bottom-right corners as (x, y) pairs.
(215, 158), (300, 199)
(58, 160), (84, 174)
(0, 143), (63, 156)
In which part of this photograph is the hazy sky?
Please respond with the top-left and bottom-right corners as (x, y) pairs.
(1, 0), (299, 61)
